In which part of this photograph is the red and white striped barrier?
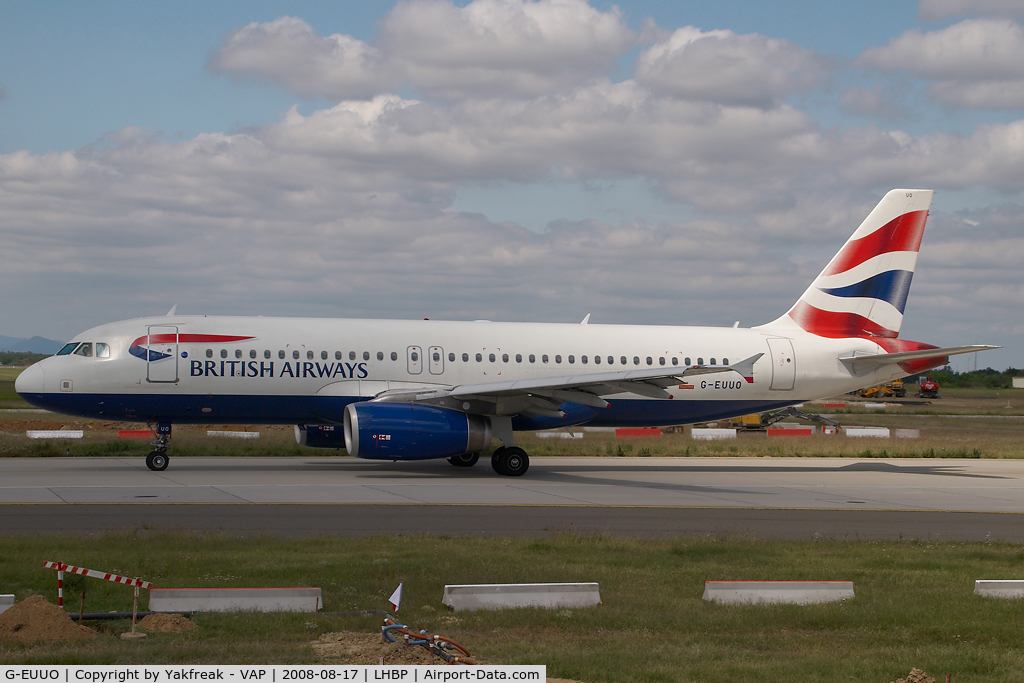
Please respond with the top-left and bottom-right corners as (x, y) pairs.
(43, 561), (152, 607)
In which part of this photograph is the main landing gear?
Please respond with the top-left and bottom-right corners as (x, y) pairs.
(146, 423), (171, 471)
(447, 452), (480, 467)
(490, 446), (529, 477)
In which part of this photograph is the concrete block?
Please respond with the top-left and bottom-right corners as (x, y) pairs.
(864, 403), (887, 409)
(615, 428), (661, 438)
(536, 431), (583, 439)
(0, 595), (14, 614)
(703, 581), (854, 605)
(26, 430), (83, 439)
(207, 431), (260, 439)
(149, 587), (322, 612)
(691, 428), (737, 440)
(845, 427), (890, 438)
(767, 428), (814, 437)
(442, 583), (601, 611)
(895, 429), (920, 438)
(974, 580), (1024, 598)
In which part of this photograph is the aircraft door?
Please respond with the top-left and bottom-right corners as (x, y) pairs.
(147, 325), (179, 383)
(766, 337), (795, 390)
(407, 346), (423, 375)
(428, 346), (444, 375)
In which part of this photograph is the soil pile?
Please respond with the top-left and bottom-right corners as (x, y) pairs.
(890, 669), (935, 683)
(0, 595), (94, 644)
(138, 613), (197, 633)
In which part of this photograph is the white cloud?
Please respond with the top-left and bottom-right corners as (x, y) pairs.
(858, 19), (1024, 109)
(919, 0), (1024, 21)
(210, 0), (635, 100)
(635, 27), (832, 108)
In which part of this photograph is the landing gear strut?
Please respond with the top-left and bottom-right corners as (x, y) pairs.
(491, 446), (529, 477)
(448, 452), (480, 467)
(146, 423), (171, 471)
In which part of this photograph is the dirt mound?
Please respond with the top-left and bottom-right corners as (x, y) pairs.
(0, 595), (94, 644)
(890, 669), (935, 683)
(138, 613), (197, 633)
(313, 631), (446, 664)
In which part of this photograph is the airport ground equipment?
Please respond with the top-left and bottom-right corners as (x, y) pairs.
(382, 616), (475, 664)
(730, 406), (841, 432)
(917, 376), (940, 398)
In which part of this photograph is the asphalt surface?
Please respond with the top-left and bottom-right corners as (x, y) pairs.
(2, 456), (1023, 540)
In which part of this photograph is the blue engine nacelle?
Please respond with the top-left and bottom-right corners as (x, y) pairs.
(294, 424), (346, 448)
(343, 402), (492, 460)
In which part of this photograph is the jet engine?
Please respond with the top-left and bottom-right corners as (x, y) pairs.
(343, 402), (491, 460)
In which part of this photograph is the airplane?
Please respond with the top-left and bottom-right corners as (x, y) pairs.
(16, 189), (996, 476)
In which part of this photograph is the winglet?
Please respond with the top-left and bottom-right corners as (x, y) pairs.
(166, 304), (177, 316)
(580, 314), (590, 325)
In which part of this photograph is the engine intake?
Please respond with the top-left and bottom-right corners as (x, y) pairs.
(343, 402), (491, 460)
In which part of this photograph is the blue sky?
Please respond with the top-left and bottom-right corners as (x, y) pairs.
(1, 0), (1022, 370)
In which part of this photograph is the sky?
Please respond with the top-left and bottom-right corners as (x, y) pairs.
(1, 0), (1023, 372)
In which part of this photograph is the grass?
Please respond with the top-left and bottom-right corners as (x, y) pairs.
(2, 532), (1024, 680)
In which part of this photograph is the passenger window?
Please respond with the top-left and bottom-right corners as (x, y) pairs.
(433, 352), (440, 362)
(593, 356), (600, 364)
(449, 352), (455, 362)
(502, 353), (509, 362)
(489, 353), (496, 362)
(221, 349), (228, 359)
(363, 352), (370, 361)
(608, 356), (614, 365)
(685, 357), (691, 365)
(555, 355), (562, 363)
(646, 357), (652, 365)
(723, 357), (729, 365)
(463, 353), (469, 362)
(321, 351), (328, 360)
(620, 356), (626, 365)
(335, 351), (342, 360)
(476, 353), (482, 362)
(391, 352), (398, 361)
(307, 350), (314, 360)
(542, 355), (548, 363)
(349, 351), (356, 361)
(659, 357), (666, 366)
(581, 355), (588, 364)
(293, 350), (300, 360)
(96, 343), (110, 358)
(236, 349), (243, 359)
(265, 350), (271, 359)
(74, 343), (93, 357)
(56, 343), (79, 355)
(633, 356), (640, 365)
(206, 348), (213, 358)
(710, 358), (716, 365)
(697, 357), (704, 365)
(568, 355), (575, 364)
(279, 350), (285, 359)
(250, 349), (257, 359)
(411, 351), (419, 362)
(672, 357), (678, 366)
(516, 354), (522, 363)
(529, 354), (536, 363)
(378, 351), (385, 361)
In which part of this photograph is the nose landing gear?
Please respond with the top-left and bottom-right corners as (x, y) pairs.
(146, 423), (171, 471)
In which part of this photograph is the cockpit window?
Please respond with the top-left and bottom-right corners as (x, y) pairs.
(74, 342), (93, 357)
(56, 343), (78, 356)
(96, 343), (110, 358)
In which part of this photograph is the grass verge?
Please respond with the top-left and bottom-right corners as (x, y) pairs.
(1, 532), (1023, 681)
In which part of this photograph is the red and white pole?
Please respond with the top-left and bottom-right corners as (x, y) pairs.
(57, 566), (64, 607)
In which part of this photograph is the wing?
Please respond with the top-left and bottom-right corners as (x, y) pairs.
(370, 353), (763, 417)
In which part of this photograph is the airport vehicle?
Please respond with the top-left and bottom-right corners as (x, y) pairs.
(857, 379), (905, 398)
(917, 376), (941, 398)
(16, 189), (995, 475)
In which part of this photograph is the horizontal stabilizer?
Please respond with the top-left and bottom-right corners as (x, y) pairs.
(839, 345), (999, 367)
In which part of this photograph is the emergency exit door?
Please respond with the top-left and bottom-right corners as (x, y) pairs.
(766, 337), (795, 390)
(147, 325), (179, 383)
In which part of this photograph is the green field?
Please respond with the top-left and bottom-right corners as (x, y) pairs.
(2, 532), (1023, 681)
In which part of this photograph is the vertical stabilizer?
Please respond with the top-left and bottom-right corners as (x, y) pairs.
(760, 189), (933, 339)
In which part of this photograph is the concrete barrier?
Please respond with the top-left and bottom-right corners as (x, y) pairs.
(536, 431), (583, 439)
(615, 428), (661, 438)
(864, 403), (887, 409)
(0, 595), (14, 614)
(207, 431), (260, 439)
(26, 430), (83, 439)
(442, 583), (601, 611)
(974, 580), (1024, 598)
(691, 428), (737, 440)
(845, 427), (890, 438)
(149, 587), (321, 612)
(767, 427), (814, 437)
(895, 429), (920, 438)
(702, 581), (854, 605)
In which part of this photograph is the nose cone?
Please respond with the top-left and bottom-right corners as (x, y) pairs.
(15, 362), (46, 396)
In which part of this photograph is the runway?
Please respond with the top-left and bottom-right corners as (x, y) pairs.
(2, 456), (1023, 540)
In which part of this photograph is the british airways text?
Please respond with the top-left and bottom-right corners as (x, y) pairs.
(190, 361), (368, 379)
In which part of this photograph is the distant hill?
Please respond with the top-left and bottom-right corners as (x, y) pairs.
(0, 335), (65, 354)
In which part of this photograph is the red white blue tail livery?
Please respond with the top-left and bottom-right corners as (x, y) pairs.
(17, 189), (996, 476)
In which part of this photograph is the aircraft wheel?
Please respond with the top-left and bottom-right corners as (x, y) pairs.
(500, 447), (529, 477)
(490, 447), (507, 475)
(146, 451), (169, 471)
(448, 452), (480, 467)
